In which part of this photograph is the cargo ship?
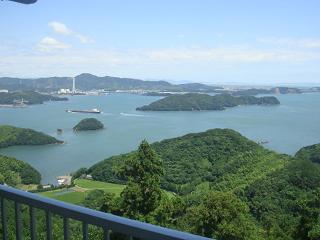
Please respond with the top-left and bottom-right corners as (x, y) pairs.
(66, 108), (101, 114)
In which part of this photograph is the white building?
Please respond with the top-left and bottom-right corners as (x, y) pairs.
(0, 89), (9, 93)
(58, 88), (71, 95)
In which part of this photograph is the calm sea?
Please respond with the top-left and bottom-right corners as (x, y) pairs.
(0, 93), (319, 183)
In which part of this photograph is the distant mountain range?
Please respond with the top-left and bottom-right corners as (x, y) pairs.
(1, 73), (318, 95)
(0, 73), (222, 92)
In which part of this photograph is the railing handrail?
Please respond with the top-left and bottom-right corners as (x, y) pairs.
(0, 184), (211, 240)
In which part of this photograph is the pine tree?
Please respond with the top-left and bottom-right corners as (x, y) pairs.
(119, 140), (164, 218)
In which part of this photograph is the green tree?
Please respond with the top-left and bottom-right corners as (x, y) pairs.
(0, 173), (5, 184)
(185, 191), (264, 240)
(83, 189), (116, 212)
(5, 170), (21, 186)
(119, 140), (163, 219)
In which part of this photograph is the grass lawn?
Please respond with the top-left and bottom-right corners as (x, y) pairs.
(39, 179), (175, 205)
(74, 179), (125, 196)
(40, 189), (85, 204)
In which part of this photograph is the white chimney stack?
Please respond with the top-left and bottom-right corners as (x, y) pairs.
(72, 77), (76, 94)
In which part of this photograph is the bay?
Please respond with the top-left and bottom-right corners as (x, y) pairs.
(0, 93), (319, 184)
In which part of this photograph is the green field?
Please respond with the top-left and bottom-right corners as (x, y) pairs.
(38, 179), (126, 204)
(39, 179), (174, 204)
(74, 179), (125, 195)
(40, 189), (86, 204)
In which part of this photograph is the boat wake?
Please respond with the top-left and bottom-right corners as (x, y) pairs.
(120, 112), (149, 117)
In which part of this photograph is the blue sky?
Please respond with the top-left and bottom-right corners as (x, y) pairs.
(1, 0), (320, 85)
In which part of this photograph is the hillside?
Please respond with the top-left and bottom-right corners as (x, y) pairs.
(84, 129), (320, 239)
(73, 118), (104, 131)
(295, 143), (320, 164)
(88, 129), (289, 194)
(136, 93), (280, 111)
(0, 125), (63, 148)
(0, 91), (67, 105)
(243, 158), (320, 239)
(0, 155), (41, 186)
(0, 73), (220, 92)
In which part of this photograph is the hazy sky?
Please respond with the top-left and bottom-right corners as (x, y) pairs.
(1, 0), (320, 85)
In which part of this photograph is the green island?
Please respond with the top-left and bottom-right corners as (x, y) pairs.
(73, 118), (104, 131)
(0, 155), (41, 186)
(136, 93), (280, 111)
(0, 91), (68, 105)
(0, 125), (63, 148)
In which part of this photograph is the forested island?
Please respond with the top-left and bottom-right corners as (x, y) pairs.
(137, 93), (280, 111)
(74, 128), (320, 239)
(0, 155), (41, 186)
(0, 91), (67, 105)
(0, 125), (63, 148)
(73, 118), (104, 131)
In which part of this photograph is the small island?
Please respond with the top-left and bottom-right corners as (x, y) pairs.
(136, 93), (280, 111)
(0, 125), (63, 148)
(73, 118), (104, 131)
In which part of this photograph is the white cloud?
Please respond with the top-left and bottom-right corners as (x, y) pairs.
(1, 40), (320, 81)
(49, 22), (71, 35)
(37, 37), (69, 52)
(258, 37), (320, 49)
(48, 21), (92, 44)
(75, 34), (93, 44)
(146, 47), (320, 63)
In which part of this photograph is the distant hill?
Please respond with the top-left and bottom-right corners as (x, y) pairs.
(0, 125), (63, 148)
(0, 73), (221, 92)
(295, 143), (320, 164)
(232, 87), (302, 96)
(0, 91), (67, 105)
(136, 93), (280, 111)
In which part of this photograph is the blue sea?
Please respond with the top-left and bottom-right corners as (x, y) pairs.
(0, 93), (319, 183)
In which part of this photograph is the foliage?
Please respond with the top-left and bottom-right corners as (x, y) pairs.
(136, 93), (280, 111)
(0, 125), (62, 148)
(73, 118), (104, 131)
(71, 167), (88, 181)
(84, 129), (320, 239)
(0, 155), (41, 186)
(244, 158), (320, 239)
(0, 91), (67, 105)
(89, 129), (288, 194)
(183, 191), (264, 240)
(295, 143), (320, 164)
(119, 140), (164, 218)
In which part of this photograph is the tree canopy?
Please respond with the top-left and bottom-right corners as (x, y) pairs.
(73, 118), (104, 131)
(0, 125), (63, 148)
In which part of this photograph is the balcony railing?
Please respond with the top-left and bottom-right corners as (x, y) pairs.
(0, 184), (211, 240)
